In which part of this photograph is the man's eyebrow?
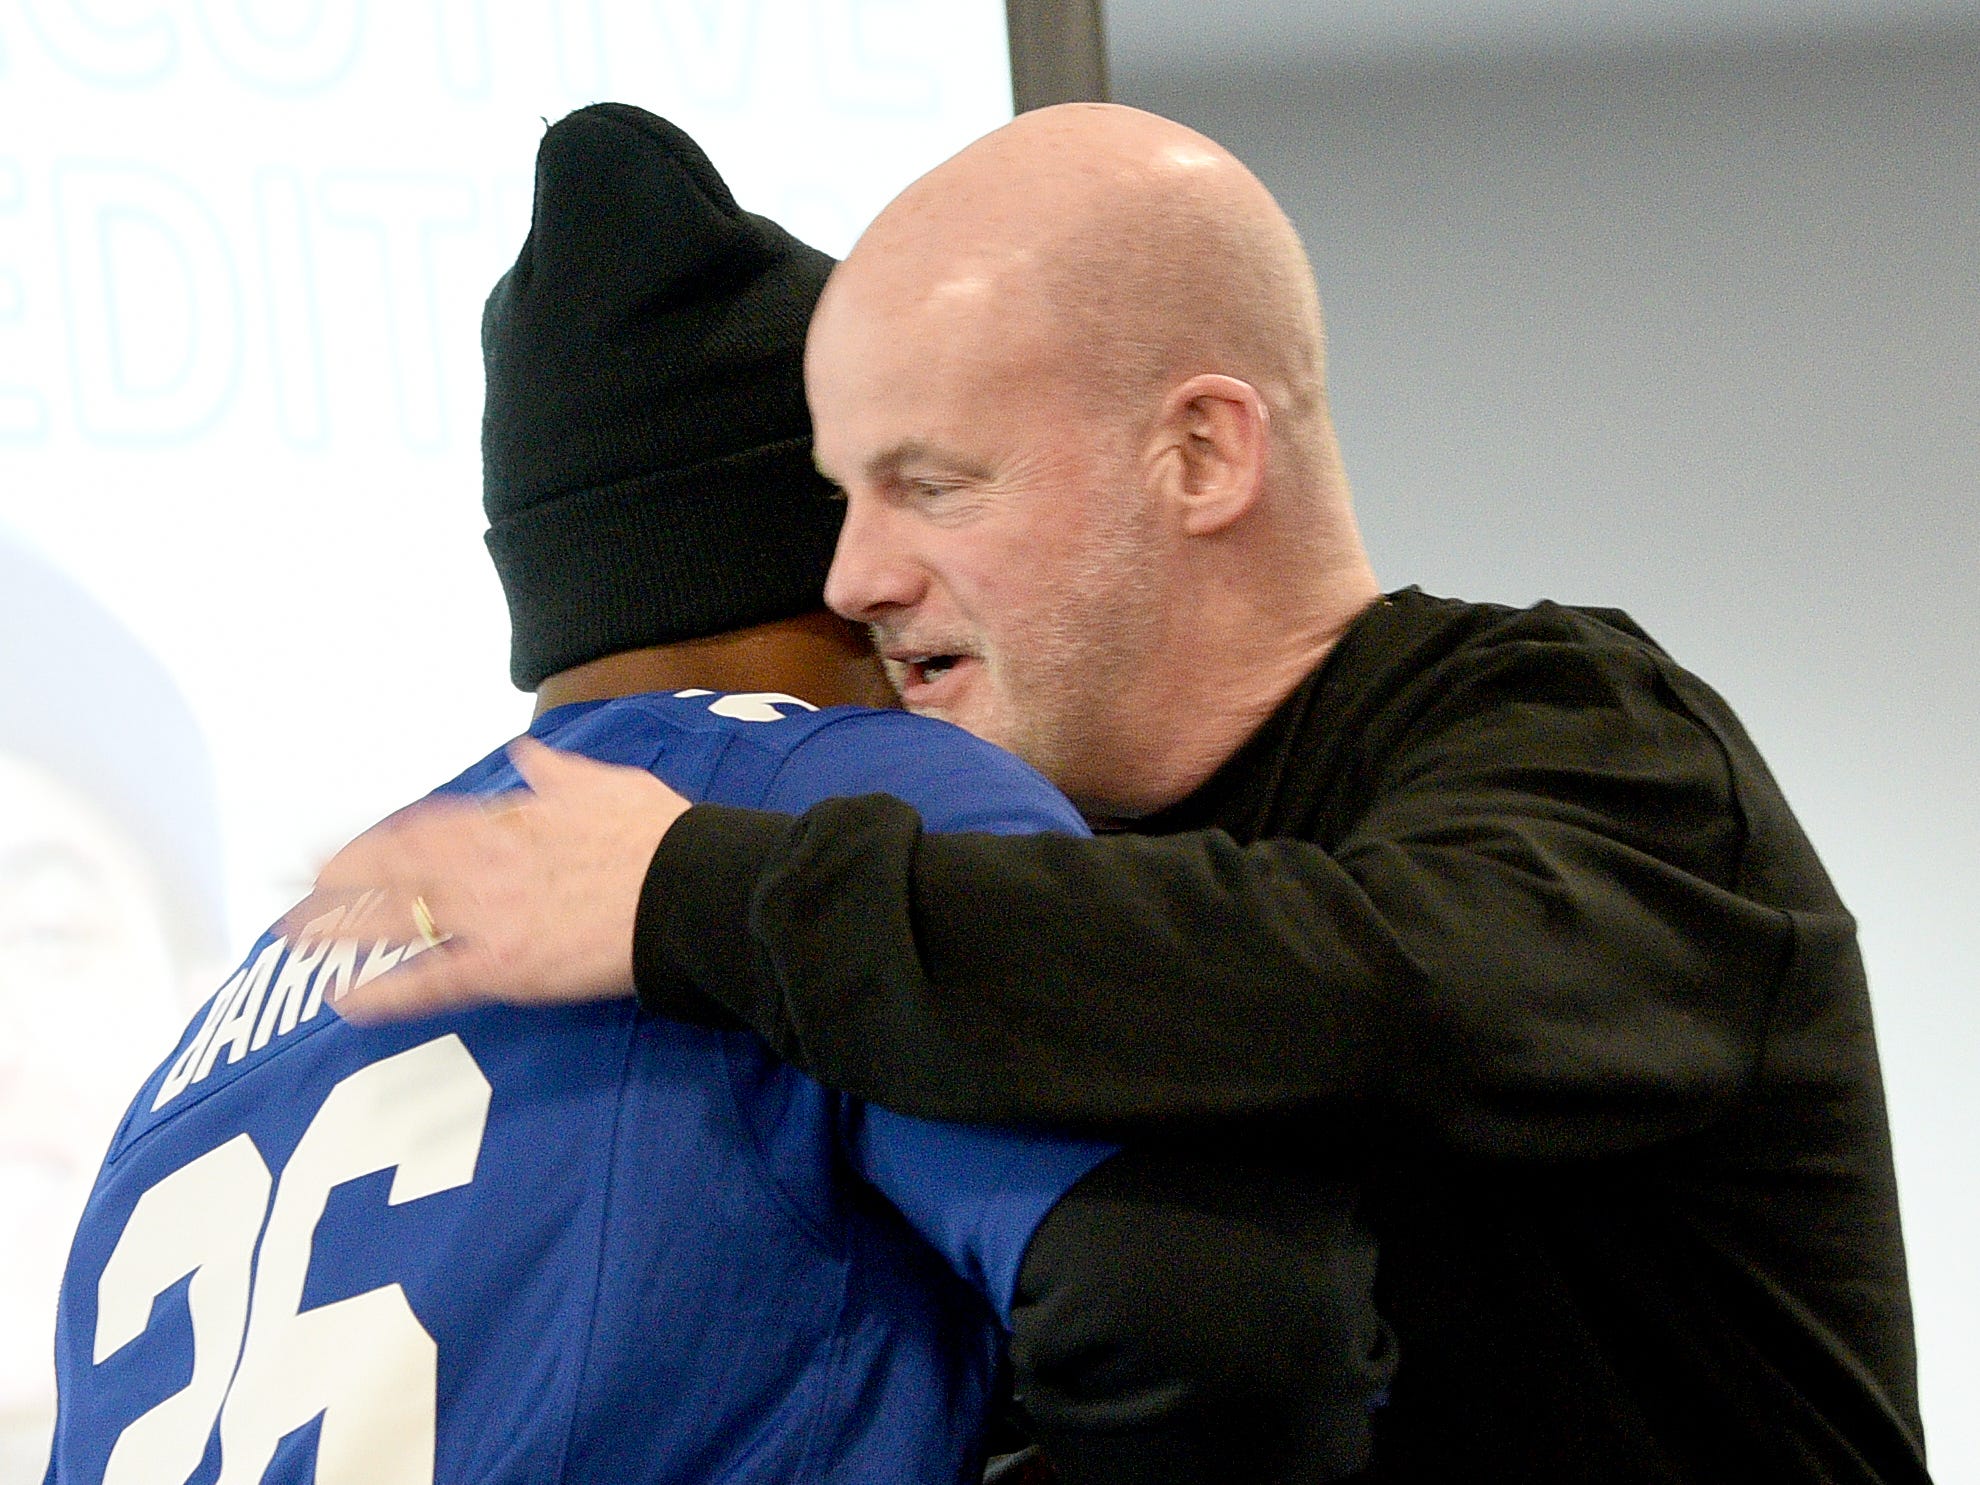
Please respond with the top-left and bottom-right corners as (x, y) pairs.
(863, 440), (991, 483)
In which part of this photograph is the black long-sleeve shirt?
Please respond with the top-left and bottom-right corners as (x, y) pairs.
(633, 588), (1928, 1483)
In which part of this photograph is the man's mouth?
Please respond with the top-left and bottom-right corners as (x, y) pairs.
(889, 651), (975, 700)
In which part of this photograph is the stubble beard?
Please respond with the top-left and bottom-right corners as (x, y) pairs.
(993, 489), (1171, 813)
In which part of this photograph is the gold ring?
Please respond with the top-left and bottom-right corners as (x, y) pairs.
(410, 895), (444, 949)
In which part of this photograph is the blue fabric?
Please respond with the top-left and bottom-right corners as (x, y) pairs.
(46, 691), (1114, 1484)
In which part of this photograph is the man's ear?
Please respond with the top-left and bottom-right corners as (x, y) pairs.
(1145, 375), (1270, 536)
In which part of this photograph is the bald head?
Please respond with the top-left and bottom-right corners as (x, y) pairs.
(813, 104), (1337, 495)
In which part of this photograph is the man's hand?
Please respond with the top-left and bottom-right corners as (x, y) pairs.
(285, 737), (689, 1023)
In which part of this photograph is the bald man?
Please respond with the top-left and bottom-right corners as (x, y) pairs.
(313, 105), (1930, 1484)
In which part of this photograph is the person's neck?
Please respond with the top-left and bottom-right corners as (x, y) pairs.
(1089, 561), (1383, 818)
(532, 610), (898, 717)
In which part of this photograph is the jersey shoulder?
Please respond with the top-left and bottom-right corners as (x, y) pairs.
(754, 707), (1088, 837)
(437, 690), (837, 805)
(456, 691), (1088, 839)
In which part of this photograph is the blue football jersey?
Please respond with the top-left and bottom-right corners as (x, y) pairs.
(45, 691), (1115, 1485)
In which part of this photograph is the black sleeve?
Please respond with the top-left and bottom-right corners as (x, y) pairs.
(632, 633), (1797, 1156)
(1008, 1145), (1393, 1485)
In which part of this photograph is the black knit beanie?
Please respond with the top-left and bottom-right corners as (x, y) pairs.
(482, 103), (843, 690)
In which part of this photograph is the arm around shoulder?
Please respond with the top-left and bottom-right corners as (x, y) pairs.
(633, 615), (1817, 1159)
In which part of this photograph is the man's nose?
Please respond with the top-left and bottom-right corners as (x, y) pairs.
(824, 496), (923, 621)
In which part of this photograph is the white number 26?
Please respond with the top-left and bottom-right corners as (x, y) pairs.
(86, 1035), (491, 1485)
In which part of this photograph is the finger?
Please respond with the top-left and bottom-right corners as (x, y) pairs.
(278, 886), (452, 958)
(505, 734), (572, 794)
(479, 786), (534, 820)
(329, 940), (484, 1025)
(276, 888), (389, 947)
(507, 735), (693, 829)
(311, 795), (500, 892)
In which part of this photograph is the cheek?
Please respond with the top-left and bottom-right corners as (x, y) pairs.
(920, 541), (1010, 622)
(926, 487), (1118, 649)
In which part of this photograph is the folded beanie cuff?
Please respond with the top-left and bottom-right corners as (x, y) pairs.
(486, 435), (844, 690)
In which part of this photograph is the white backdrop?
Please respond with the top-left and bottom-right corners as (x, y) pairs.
(0, 2), (1014, 1473)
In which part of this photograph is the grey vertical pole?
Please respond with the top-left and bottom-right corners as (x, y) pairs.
(1005, 0), (1111, 111)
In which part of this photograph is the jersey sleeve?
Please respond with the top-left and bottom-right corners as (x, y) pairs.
(846, 1105), (1114, 1326)
(754, 708), (1115, 1325)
